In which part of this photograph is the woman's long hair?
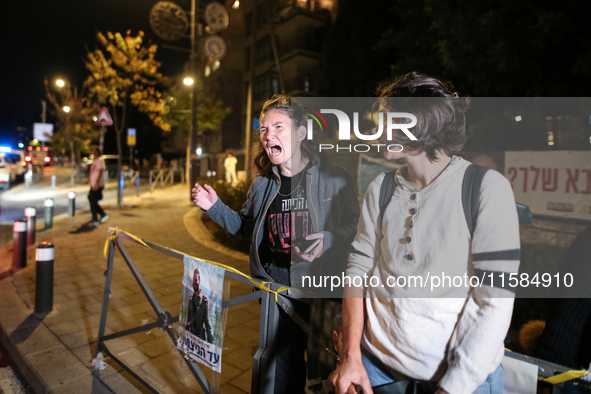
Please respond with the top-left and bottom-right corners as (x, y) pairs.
(253, 94), (318, 176)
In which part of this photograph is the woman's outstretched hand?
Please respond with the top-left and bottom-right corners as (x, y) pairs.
(192, 183), (218, 211)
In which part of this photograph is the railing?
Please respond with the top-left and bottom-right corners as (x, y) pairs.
(149, 168), (176, 193)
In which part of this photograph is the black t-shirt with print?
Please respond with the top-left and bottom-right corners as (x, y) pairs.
(258, 168), (313, 285)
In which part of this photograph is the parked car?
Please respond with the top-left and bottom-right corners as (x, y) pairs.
(7, 150), (27, 179)
(0, 153), (19, 190)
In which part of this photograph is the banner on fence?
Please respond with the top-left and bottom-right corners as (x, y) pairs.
(505, 151), (591, 221)
(178, 256), (225, 372)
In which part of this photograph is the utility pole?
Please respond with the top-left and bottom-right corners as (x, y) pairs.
(244, 0), (257, 181)
(188, 0), (200, 199)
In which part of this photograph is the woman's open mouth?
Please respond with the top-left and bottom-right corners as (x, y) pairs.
(268, 145), (282, 157)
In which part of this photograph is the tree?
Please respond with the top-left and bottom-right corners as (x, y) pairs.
(45, 80), (99, 171)
(163, 82), (231, 139)
(84, 30), (170, 208)
(162, 82), (231, 181)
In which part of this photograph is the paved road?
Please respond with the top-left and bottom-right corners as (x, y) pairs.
(0, 166), (151, 226)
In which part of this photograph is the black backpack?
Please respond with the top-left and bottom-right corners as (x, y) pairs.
(378, 163), (533, 237)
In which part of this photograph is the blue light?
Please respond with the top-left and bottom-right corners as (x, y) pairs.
(0, 146), (12, 153)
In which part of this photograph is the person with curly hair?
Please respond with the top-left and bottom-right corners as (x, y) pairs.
(332, 72), (521, 394)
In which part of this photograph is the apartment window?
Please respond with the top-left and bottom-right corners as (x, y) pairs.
(304, 74), (311, 92)
(254, 73), (279, 101)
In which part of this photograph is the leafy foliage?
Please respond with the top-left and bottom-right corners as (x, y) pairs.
(163, 82), (232, 138)
(85, 31), (170, 168)
(45, 80), (99, 168)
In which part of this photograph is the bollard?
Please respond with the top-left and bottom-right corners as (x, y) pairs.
(51, 174), (56, 189)
(149, 170), (153, 193)
(35, 242), (54, 313)
(68, 192), (76, 217)
(12, 219), (27, 272)
(25, 206), (36, 246)
(135, 173), (140, 197)
(119, 171), (124, 200)
(44, 198), (54, 229)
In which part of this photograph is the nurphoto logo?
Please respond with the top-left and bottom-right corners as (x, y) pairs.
(304, 107), (418, 153)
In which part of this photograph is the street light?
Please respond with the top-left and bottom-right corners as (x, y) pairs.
(183, 77), (194, 85)
(63, 106), (71, 113)
(56, 79), (65, 88)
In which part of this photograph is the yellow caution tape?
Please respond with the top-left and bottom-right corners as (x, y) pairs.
(104, 228), (293, 302)
(504, 349), (589, 384)
(104, 228), (151, 258)
(543, 370), (588, 384)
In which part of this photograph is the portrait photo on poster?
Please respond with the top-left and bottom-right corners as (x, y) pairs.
(177, 256), (225, 373)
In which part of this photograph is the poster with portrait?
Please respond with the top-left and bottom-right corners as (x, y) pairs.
(178, 256), (225, 372)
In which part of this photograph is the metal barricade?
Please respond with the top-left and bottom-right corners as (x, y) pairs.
(96, 230), (293, 394)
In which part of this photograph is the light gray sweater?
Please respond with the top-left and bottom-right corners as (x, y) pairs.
(348, 158), (521, 394)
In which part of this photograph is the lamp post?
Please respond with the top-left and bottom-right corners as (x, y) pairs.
(188, 0), (200, 200)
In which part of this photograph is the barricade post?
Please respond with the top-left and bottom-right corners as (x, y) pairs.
(135, 173), (140, 197)
(68, 192), (76, 217)
(44, 198), (54, 229)
(35, 242), (54, 313)
(25, 206), (36, 246)
(12, 219), (27, 272)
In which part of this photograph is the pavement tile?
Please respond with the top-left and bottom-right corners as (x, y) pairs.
(110, 346), (151, 367)
(226, 325), (260, 345)
(219, 362), (243, 385)
(49, 373), (112, 394)
(137, 352), (202, 394)
(0, 307), (44, 333)
(223, 345), (258, 371)
(220, 383), (249, 394)
(59, 328), (97, 349)
(47, 320), (83, 337)
(99, 370), (152, 394)
(226, 308), (259, 328)
(135, 333), (177, 358)
(227, 369), (252, 393)
(11, 323), (61, 356)
(27, 345), (91, 387)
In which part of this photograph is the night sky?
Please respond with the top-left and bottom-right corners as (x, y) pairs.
(0, 0), (192, 146)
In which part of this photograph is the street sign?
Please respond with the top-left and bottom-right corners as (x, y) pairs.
(33, 123), (54, 142)
(96, 107), (113, 126)
(127, 128), (136, 147)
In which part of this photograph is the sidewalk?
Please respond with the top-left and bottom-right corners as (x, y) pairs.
(0, 184), (260, 394)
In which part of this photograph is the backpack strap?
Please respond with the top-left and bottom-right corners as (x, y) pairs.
(462, 164), (490, 239)
(379, 171), (398, 225)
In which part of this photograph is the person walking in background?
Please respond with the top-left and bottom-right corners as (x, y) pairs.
(85, 145), (108, 226)
(224, 153), (238, 184)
